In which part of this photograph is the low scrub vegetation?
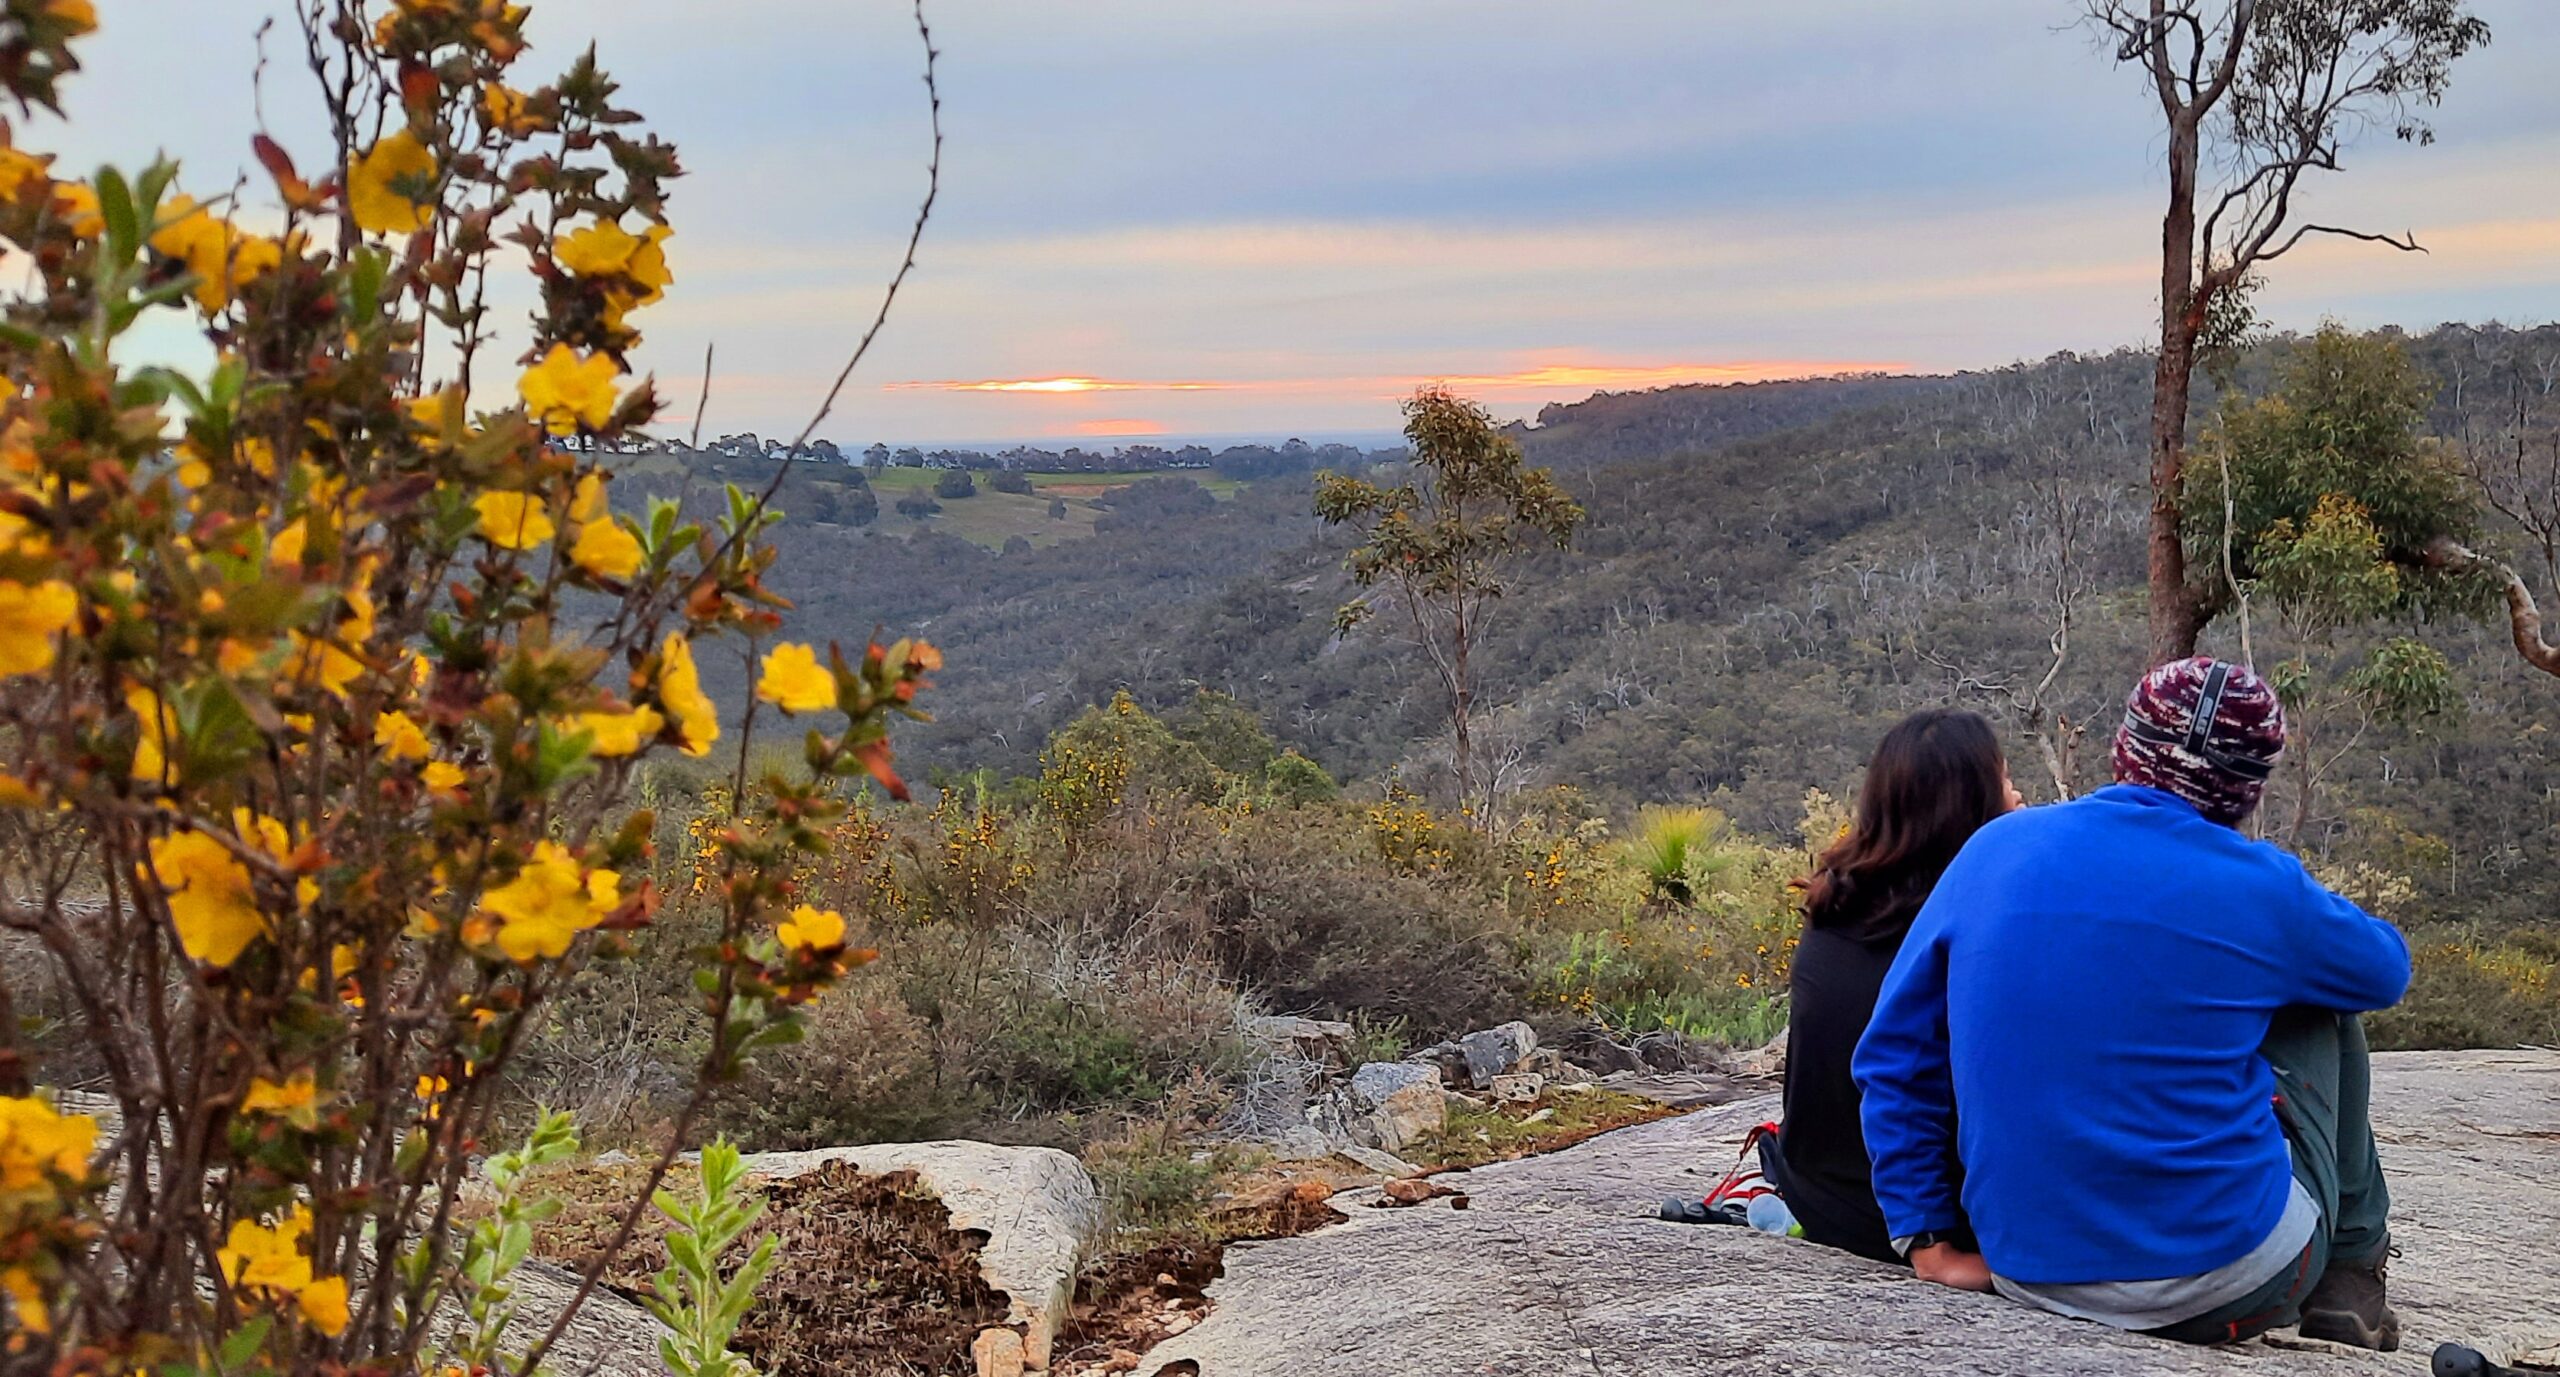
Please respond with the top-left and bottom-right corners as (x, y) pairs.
(485, 691), (1809, 1160)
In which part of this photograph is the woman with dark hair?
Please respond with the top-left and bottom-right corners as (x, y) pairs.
(1663, 708), (2018, 1263)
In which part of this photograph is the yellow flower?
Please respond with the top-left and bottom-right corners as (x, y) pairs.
(517, 343), (620, 436)
(481, 81), (539, 135)
(149, 196), (241, 312)
(577, 705), (663, 758)
(346, 129), (438, 235)
(298, 1275), (350, 1335)
(570, 514), (643, 579)
(42, 0), (96, 35)
(373, 709), (431, 762)
(473, 490), (555, 550)
(0, 1264), (45, 1336)
(127, 686), (175, 782)
(776, 903), (845, 953)
(0, 1093), (96, 1191)
(242, 1072), (321, 1129)
(50, 181), (100, 237)
(657, 633), (718, 757)
(555, 219), (642, 277)
(149, 830), (267, 967)
(216, 1207), (351, 1335)
(0, 146), (49, 200)
(756, 642), (837, 714)
(408, 387), (463, 450)
(479, 841), (617, 962)
(270, 517), (309, 569)
(627, 224), (674, 305)
(566, 475), (641, 576)
(0, 579), (76, 676)
(423, 759), (466, 794)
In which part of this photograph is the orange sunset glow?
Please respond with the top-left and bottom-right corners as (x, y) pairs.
(1068, 418), (1170, 436)
(884, 358), (1906, 401)
(885, 376), (1228, 393)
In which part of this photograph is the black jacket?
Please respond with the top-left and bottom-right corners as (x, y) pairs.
(1772, 923), (1908, 1265)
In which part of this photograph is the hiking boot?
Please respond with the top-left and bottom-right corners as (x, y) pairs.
(2299, 1251), (2400, 1352)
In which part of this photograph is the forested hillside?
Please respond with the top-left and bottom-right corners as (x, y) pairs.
(731, 323), (2560, 940)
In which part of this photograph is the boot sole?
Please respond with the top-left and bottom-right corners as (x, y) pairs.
(2298, 1305), (2402, 1353)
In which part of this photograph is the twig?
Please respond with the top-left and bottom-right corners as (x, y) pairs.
(689, 340), (714, 451)
(2218, 447), (2255, 669)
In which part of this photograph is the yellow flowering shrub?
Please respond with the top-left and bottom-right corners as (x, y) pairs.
(0, 3), (938, 1370)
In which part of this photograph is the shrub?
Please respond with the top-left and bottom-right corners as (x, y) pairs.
(2371, 935), (2560, 1050)
(1265, 749), (1340, 805)
(0, 6), (937, 1367)
(934, 469), (978, 499)
(896, 493), (943, 519)
(989, 470), (1035, 495)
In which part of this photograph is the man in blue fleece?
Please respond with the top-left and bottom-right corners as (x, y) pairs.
(1852, 657), (2412, 1349)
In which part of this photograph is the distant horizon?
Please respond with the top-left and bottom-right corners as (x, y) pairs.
(63, 3), (2560, 442)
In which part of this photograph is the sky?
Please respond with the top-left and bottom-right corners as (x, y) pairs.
(35, 1), (2560, 445)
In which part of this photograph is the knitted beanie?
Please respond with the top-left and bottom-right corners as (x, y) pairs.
(2111, 657), (2286, 826)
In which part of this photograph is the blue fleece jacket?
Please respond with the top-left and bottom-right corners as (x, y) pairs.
(1850, 785), (2410, 1285)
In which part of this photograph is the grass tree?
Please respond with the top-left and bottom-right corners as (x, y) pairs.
(1315, 388), (1583, 825)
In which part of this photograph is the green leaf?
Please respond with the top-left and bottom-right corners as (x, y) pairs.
(95, 164), (139, 268)
(216, 1315), (273, 1372)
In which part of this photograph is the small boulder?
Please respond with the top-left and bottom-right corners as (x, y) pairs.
(1459, 1022), (1538, 1089)
(1334, 1143), (1420, 1177)
(1404, 1040), (1470, 1086)
(1725, 1029), (1787, 1079)
(971, 1325), (1027, 1377)
(1633, 1029), (1692, 1073)
(1269, 1125), (1335, 1161)
(1242, 1015), (1357, 1067)
(1348, 1061), (1445, 1153)
(1551, 1028), (1644, 1076)
(1487, 1072), (1544, 1105)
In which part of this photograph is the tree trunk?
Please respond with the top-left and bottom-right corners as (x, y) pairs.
(1451, 622), (1476, 821)
(2422, 537), (2560, 678)
(2496, 564), (2560, 677)
(2148, 111), (2207, 666)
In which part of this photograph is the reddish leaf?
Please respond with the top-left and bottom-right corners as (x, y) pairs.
(854, 738), (909, 801)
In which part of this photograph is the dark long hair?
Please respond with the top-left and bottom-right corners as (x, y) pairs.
(1797, 709), (2010, 947)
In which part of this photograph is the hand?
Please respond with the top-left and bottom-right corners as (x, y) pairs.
(1911, 1242), (1995, 1293)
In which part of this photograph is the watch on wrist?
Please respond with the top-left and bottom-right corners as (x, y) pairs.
(1903, 1229), (1958, 1254)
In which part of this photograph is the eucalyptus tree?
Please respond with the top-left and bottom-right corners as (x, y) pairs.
(1315, 388), (1584, 823)
(2081, 0), (2490, 662)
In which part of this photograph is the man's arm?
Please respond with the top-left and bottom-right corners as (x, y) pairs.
(1852, 907), (1966, 1247)
(2279, 862), (2412, 1013)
